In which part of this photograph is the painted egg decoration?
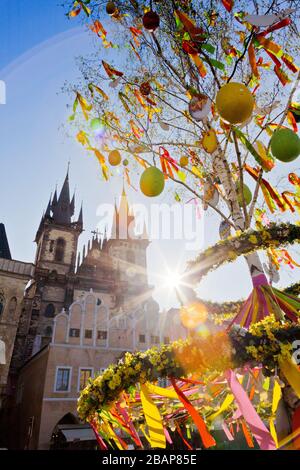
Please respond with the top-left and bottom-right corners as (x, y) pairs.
(270, 128), (300, 162)
(216, 82), (254, 124)
(219, 220), (231, 240)
(140, 166), (165, 197)
(106, 2), (117, 15)
(180, 156), (189, 167)
(142, 11), (160, 32)
(108, 149), (122, 166)
(236, 182), (252, 206)
(201, 129), (218, 154)
(188, 93), (210, 121)
(140, 82), (151, 96)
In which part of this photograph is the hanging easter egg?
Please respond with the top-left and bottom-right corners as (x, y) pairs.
(236, 182), (252, 206)
(201, 129), (218, 154)
(90, 118), (102, 131)
(216, 82), (254, 124)
(108, 149), (121, 166)
(203, 181), (219, 210)
(219, 220), (231, 240)
(142, 11), (160, 32)
(188, 93), (210, 121)
(180, 156), (189, 167)
(270, 128), (300, 162)
(140, 81), (151, 96)
(140, 166), (165, 197)
(123, 159), (129, 166)
(106, 2), (117, 15)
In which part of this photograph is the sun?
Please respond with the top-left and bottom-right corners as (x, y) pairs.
(164, 270), (182, 290)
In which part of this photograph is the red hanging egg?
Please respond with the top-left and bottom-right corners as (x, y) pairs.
(142, 11), (160, 32)
(140, 81), (151, 96)
(106, 2), (117, 15)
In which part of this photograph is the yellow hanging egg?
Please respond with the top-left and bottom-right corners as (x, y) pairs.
(201, 129), (218, 154)
(216, 82), (254, 124)
(140, 166), (165, 197)
(108, 149), (121, 166)
(180, 156), (189, 167)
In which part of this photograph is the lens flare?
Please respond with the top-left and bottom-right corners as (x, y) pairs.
(180, 302), (208, 329)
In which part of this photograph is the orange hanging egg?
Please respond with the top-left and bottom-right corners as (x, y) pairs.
(216, 82), (254, 124)
(108, 149), (121, 166)
(180, 156), (189, 167)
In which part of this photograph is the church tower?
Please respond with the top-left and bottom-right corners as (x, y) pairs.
(104, 188), (150, 307)
(11, 170), (83, 365)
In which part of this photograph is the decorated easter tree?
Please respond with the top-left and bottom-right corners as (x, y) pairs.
(65, 0), (300, 450)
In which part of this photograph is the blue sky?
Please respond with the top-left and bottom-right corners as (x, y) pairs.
(0, 0), (299, 310)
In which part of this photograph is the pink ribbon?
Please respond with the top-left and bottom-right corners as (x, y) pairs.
(226, 370), (276, 450)
(222, 422), (234, 441)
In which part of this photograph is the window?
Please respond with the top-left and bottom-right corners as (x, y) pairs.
(117, 318), (127, 329)
(55, 367), (71, 392)
(139, 334), (146, 343)
(8, 297), (17, 316)
(0, 290), (5, 317)
(69, 328), (80, 338)
(55, 238), (66, 262)
(97, 330), (107, 340)
(151, 335), (160, 344)
(44, 304), (55, 318)
(164, 336), (170, 344)
(44, 326), (53, 337)
(127, 251), (135, 263)
(85, 329), (92, 339)
(78, 368), (93, 391)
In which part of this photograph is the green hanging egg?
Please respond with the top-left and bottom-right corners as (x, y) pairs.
(236, 182), (252, 206)
(140, 167), (165, 197)
(270, 128), (300, 162)
(90, 118), (101, 131)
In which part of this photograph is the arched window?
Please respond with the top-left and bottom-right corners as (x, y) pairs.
(44, 326), (53, 337)
(0, 290), (5, 317)
(127, 250), (135, 264)
(45, 303), (55, 318)
(8, 297), (17, 317)
(55, 238), (66, 262)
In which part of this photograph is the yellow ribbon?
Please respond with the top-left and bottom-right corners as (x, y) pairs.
(208, 394), (234, 422)
(140, 383), (166, 448)
(279, 357), (300, 398)
(269, 379), (282, 448)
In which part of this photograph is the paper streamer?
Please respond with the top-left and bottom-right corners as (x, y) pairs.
(171, 378), (216, 448)
(269, 379), (282, 447)
(226, 370), (276, 450)
(279, 357), (300, 398)
(208, 393), (234, 422)
(140, 383), (166, 448)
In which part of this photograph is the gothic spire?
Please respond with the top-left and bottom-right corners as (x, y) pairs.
(77, 203), (83, 227)
(45, 196), (52, 218)
(51, 170), (73, 224)
(0, 223), (12, 260)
